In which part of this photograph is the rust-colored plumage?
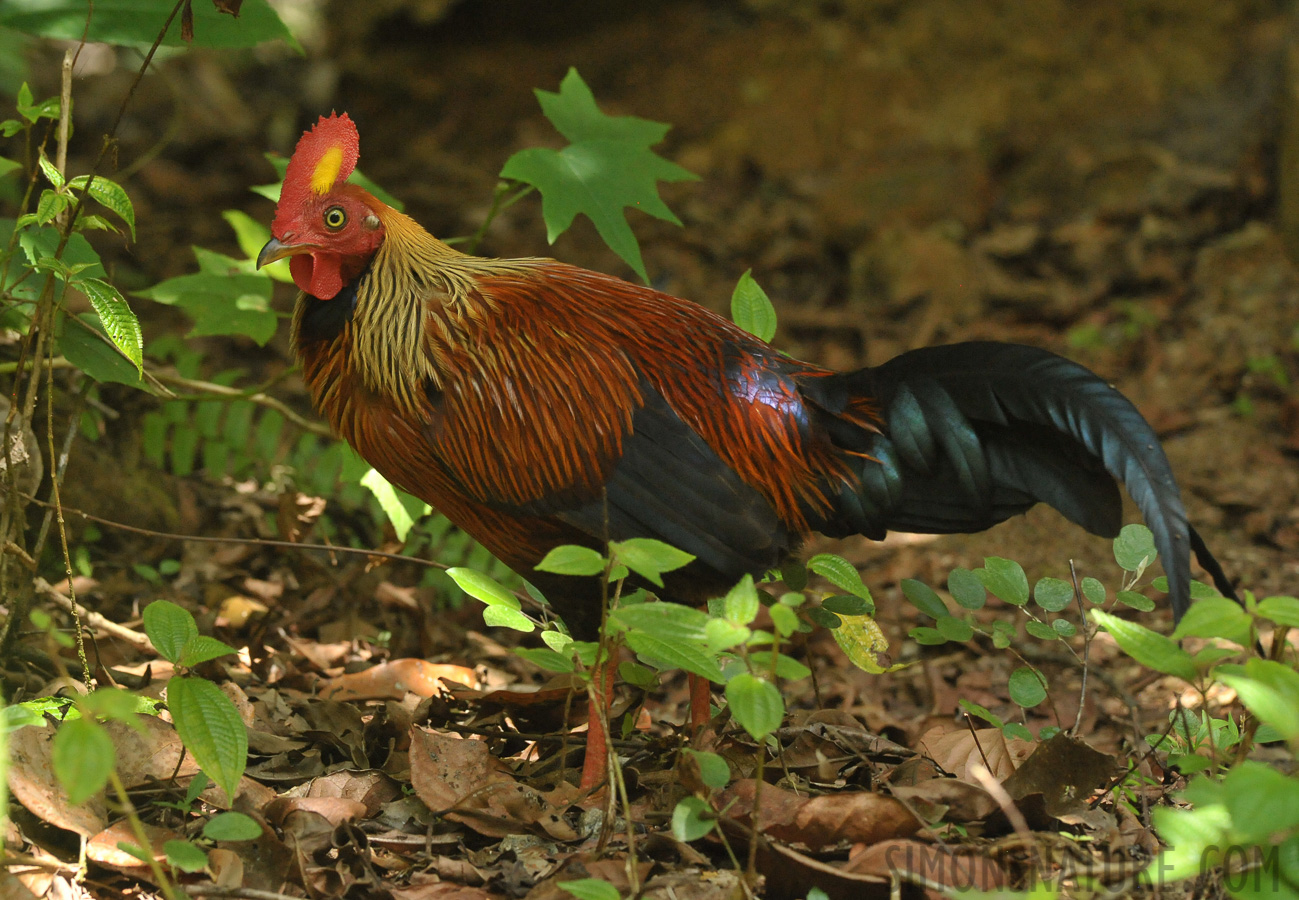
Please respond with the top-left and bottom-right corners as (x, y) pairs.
(261, 113), (1214, 646)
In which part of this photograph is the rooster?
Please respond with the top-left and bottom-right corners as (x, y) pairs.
(260, 113), (1223, 790)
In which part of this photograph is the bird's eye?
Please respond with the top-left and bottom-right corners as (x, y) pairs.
(323, 207), (347, 230)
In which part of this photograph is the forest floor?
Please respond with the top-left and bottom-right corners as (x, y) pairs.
(5, 1), (1299, 898)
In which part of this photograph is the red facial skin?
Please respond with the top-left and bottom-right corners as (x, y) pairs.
(272, 183), (387, 300)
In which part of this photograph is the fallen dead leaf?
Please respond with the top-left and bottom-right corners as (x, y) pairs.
(917, 726), (1034, 782)
(845, 838), (1008, 891)
(320, 659), (479, 700)
(1001, 732), (1120, 818)
(718, 779), (922, 850)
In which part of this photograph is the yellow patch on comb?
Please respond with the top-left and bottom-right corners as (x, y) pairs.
(310, 146), (344, 194)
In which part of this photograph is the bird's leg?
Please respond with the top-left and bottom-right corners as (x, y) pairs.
(687, 672), (712, 731)
(579, 658), (617, 793)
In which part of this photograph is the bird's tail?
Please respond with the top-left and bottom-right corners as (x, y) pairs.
(811, 342), (1197, 618)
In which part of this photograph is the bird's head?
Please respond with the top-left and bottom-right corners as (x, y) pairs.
(258, 112), (387, 300)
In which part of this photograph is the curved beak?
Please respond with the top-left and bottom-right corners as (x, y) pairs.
(256, 236), (314, 269)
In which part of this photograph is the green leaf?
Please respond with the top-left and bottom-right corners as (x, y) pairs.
(52, 717), (114, 804)
(15, 84), (59, 123)
(1052, 618), (1077, 638)
(76, 278), (142, 373)
(483, 606), (536, 632)
(704, 617), (750, 653)
(769, 603), (799, 638)
(671, 796), (716, 842)
(515, 646), (574, 672)
(37, 150), (64, 189)
(833, 614), (900, 672)
(35, 188), (69, 225)
(1025, 621), (1060, 641)
(178, 635), (238, 668)
(1080, 577), (1106, 604)
(57, 314), (145, 387)
(163, 839), (209, 873)
(910, 626), (947, 646)
(808, 553), (872, 604)
(721, 574), (761, 625)
(18, 226), (105, 286)
(1091, 609), (1197, 681)
(0, 156), (20, 178)
(990, 620), (1015, 649)
(143, 600), (198, 664)
(936, 615), (974, 642)
(166, 676), (248, 804)
(1115, 590), (1156, 612)
(0, 0), (297, 50)
(822, 594), (871, 616)
(947, 567), (986, 610)
(901, 578), (947, 619)
(1256, 595), (1299, 628)
(725, 673), (784, 740)
(1033, 577), (1074, 613)
(730, 269), (777, 342)
(137, 272), (277, 345)
(1113, 523), (1156, 573)
(358, 468), (427, 539)
(201, 811), (262, 842)
(447, 567), (520, 609)
(536, 544), (607, 577)
(1170, 596), (1252, 648)
(68, 175), (135, 239)
(1215, 660), (1299, 742)
(747, 651), (811, 681)
(976, 558), (1029, 606)
(499, 68), (697, 283)
(559, 880), (621, 900)
(609, 537), (694, 587)
(683, 749), (730, 789)
(958, 699), (1003, 728)
(1008, 666), (1048, 708)
(1002, 722), (1034, 742)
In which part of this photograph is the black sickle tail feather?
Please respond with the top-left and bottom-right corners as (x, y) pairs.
(811, 342), (1193, 620)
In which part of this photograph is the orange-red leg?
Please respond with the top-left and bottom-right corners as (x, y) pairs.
(688, 672), (712, 730)
(579, 659), (616, 792)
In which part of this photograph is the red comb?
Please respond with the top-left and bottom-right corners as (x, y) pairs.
(275, 112), (360, 227)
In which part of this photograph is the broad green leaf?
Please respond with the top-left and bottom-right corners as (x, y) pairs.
(1170, 596), (1252, 648)
(947, 567), (986, 610)
(936, 615), (974, 642)
(541, 630), (573, 654)
(447, 567), (519, 609)
(1091, 609), (1196, 681)
(624, 631), (724, 682)
(808, 554), (872, 604)
(536, 545), (606, 577)
(0, 0), (297, 49)
(1008, 666), (1048, 708)
(1033, 577), (1074, 613)
(178, 635), (238, 668)
(515, 646), (574, 672)
(68, 175), (135, 239)
(15, 83), (59, 122)
(1002, 723), (1034, 742)
(201, 811), (262, 842)
(166, 676), (248, 804)
(359, 468), (429, 540)
(768, 602), (799, 638)
(1256, 595), (1299, 628)
(1080, 577), (1106, 604)
(730, 269), (777, 342)
(747, 651), (811, 681)
(612, 600), (710, 642)
(559, 879), (621, 900)
(1115, 590), (1156, 612)
(1220, 760), (1299, 844)
(52, 717), (113, 804)
(1025, 621), (1060, 641)
(900, 578), (947, 619)
(958, 699), (1003, 728)
(831, 615), (904, 670)
(36, 150), (63, 189)
(991, 620), (1015, 649)
(57, 314), (145, 387)
(704, 617), (750, 653)
(1215, 660), (1299, 742)
(35, 188), (68, 224)
(143, 600), (198, 664)
(682, 749), (730, 789)
(483, 606), (535, 632)
(671, 796), (715, 842)
(163, 839), (209, 873)
(136, 272), (277, 345)
(1113, 523), (1156, 573)
(221, 210), (292, 282)
(822, 594), (871, 616)
(1052, 618), (1077, 637)
(1151, 577), (1223, 602)
(610, 538), (694, 587)
(17, 227), (105, 286)
(725, 673), (784, 740)
(976, 558), (1029, 606)
(76, 278), (142, 373)
(499, 68), (697, 283)
(0, 156), (20, 179)
(910, 626), (947, 645)
(722, 574), (761, 625)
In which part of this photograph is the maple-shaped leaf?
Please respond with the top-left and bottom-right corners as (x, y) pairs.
(500, 67), (697, 283)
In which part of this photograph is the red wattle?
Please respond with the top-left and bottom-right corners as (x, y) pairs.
(291, 254), (344, 300)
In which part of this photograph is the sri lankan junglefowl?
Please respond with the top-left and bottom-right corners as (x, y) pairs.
(259, 112), (1225, 791)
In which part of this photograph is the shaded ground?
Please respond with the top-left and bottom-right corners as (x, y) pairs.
(6, 0), (1299, 898)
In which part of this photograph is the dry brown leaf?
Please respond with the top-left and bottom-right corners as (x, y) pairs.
(917, 726), (1034, 782)
(87, 821), (178, 869)
(845, 838), (1007, 891)
(320, 659), (479, 700)
(718, 779), (922, 850)
(1001, 732), (1120, 818)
